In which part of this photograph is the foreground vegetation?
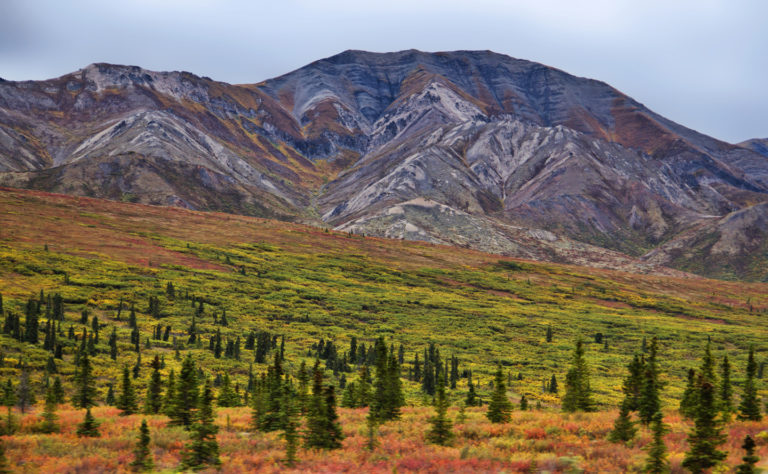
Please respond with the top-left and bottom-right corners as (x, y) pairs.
(0, 187), (767, 471)
(1, 405), (766, 472)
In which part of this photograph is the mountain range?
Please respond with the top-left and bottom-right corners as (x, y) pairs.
(1, 49), (766, 280)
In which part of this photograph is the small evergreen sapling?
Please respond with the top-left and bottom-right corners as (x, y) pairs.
(736, 435), (759, 474)
(76, 408), (100, 437)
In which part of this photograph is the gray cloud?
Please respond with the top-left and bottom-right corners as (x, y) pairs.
(0, 0), (765, 143)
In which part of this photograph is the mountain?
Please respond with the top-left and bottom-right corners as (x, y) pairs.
(1, 50), (766, 279)
(739, 138), (768, 158)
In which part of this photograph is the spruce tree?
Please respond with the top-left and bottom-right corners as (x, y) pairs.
(562, 340), (596, 412)
(280, 385), (299, 466)
(735, 435), (759, 474)
(144, 355), (163, 414)
(644, 412), (669, 474)
(117, 365), (139, 416)
(465, 376), (478, 407)
(217, 373), (239, 407)
(76, 407), (100, 437)
(638, 337), (661, 425)
(37, 386), (59, 434)
(549, 374), (558, 394)
(370, 337), (390, 422)
(719, 354), (733, 418)
(384, 349), (404, 420)
(51, 377), (64, 404)
(427, 373), (453, 445)
(259, 351), (285, 431)
(486, 365), (512, 423)
(130, 419), (154, 472)
(608, 401), (636, 443)
(162, 370), (176, 417)
(181, 379), (221, 470)
(106, 383), (115, 406)
(170, 355), (198, 428)
(305, 362), (334, 449)
(737, 346), (762, 421)
(622, 354), (645, 411)
(679, 368), (698, 419)
(321, 386), (344, 449)
(355, 365), (372, 408)
(74, 352), (97, 409)
(682, 376), (726, 472)
(341, 381), (357, 408)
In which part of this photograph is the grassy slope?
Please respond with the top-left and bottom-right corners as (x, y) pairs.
(0, 186), (767, 470)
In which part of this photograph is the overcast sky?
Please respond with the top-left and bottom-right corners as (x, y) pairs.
(1, 0), (766, 143)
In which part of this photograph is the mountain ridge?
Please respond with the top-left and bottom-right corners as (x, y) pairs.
(1, 50), (766, 280)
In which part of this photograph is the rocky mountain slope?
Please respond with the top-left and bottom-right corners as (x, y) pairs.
(1, 50), (766, 279)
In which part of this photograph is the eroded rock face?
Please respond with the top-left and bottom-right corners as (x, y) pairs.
(1, 50), (767, 279)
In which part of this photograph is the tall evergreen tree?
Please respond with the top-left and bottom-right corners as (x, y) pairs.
(735, 435), (759, 474)
(162, 370), (176, 417)
(105, 383), (115, 406)
(130, 419), (154, 472)
(355, 365), (373, 408)
(181, 379), (221, 470)
(370, 337), (400, 422)
(217, 373), (239, 407)
(280, 384), (299, 466)
(562, 340), (596, 412)
(682, 376), (726, 472)
(644, 412), (669, 474)
(638, 337), (661, 424)
(170, 355), (198, 428)
(258, 351), (285, 431)
(144, 355), (163, 414)
(465, 376), (478, 407)
(385, 349), (404, 420)
(117, 365), (139, 416)
(50, 377), (64, 405)
(486, 365), (512, 423)
(74, 352), (97, 409)
(622, 354), (644, 411)
(426, 372), (453, 445)
(109, 327), (117, 361)
(679, 368), (698, 419)
(737, 346), (762, 421)
(719, 354), (733, 418)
